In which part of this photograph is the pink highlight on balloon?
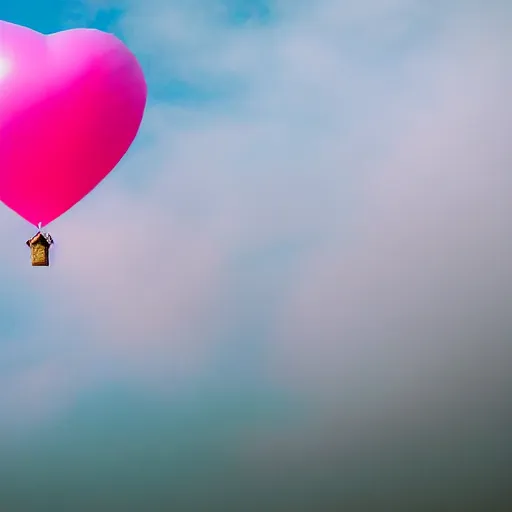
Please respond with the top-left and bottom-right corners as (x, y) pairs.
(0, 21), (147, 226)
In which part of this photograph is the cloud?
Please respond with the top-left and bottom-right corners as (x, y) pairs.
(0, 0), (510, 451)
(272, 7), (512, 403)
(0, 1), (510, 509)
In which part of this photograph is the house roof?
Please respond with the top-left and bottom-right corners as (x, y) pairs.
(26, 231), (53, 247)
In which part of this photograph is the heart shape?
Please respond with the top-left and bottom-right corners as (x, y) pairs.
(0, 21), (147, 226)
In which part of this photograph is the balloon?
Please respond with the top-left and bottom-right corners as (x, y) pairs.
(0, 21), (147, 226)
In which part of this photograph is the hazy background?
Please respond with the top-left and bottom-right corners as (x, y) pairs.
(0, 0), (511, 510)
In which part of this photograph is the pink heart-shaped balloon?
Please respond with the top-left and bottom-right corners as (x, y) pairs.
(0, 21), (147, 226)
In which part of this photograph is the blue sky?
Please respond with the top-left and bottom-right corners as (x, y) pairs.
(0, 0), (511, 510)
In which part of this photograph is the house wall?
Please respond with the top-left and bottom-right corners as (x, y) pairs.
(31, 244), (48, 266)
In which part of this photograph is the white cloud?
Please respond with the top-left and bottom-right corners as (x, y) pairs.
(271, 5), (512, 404)
(0, 0), (510, 434)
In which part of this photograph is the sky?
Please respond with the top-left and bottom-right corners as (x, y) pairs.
(0, 0), (511, 510)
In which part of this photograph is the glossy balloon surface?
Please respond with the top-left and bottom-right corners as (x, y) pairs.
(0, 21), (147, 226)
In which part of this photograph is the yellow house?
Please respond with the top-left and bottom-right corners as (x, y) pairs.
(26, 231), (53, 266)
